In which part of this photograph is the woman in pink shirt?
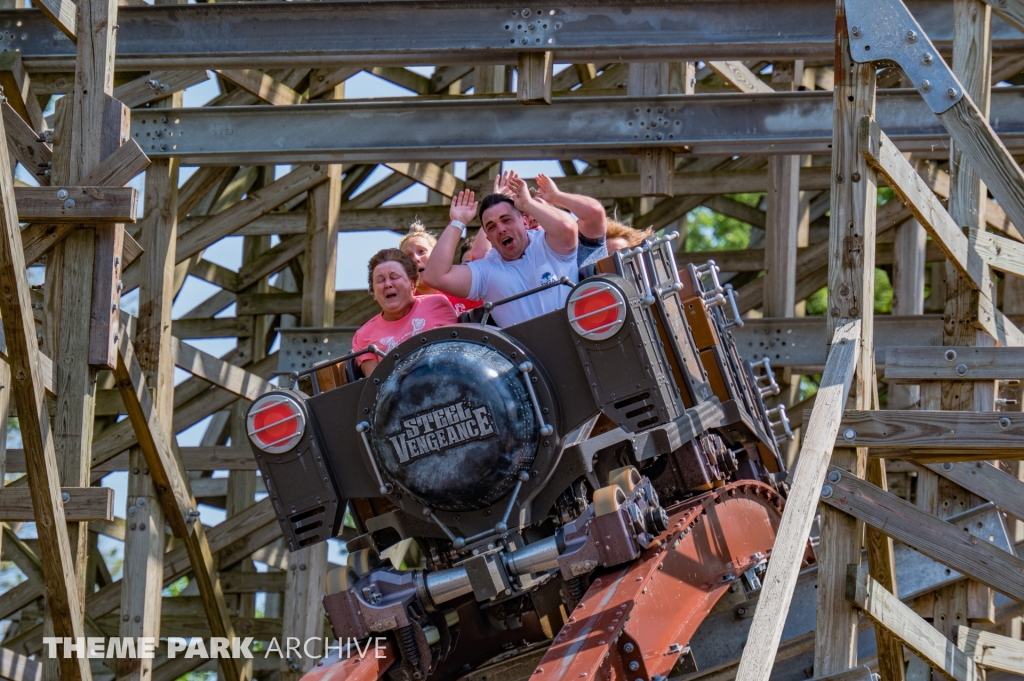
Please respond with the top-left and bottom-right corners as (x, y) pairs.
(352, 249), (457, 377)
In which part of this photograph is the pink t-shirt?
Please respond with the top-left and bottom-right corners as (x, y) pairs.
(352, 294), (457, 363)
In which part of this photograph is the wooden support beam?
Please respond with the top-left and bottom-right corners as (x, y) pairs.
(886, 346), (1024, 381)
(966, 226), (1024, 279)
(174, 164), (328, 264)
(847, 567), (982, 681)
(14, 186), (137, 222)
(0, 78), (90, 681)
(217, 69), (305, 106)
(517, 52), (553, 104)
(924, 461), (1024, 523)
(734, 321), (860, 681)
(385, 162), (464, 199)
(171, 337), (272, 401)
(235, 234), (304, 290)
(628, 62), (673, 197)
(0, 52), (44, 132)
(859, 118), (988, 292)
(303, 165), (341, 328)
(3, 102), (51, 186)
(0, 487), (114, 521)
(309, 66), (361, 99)
(113, 333), (246, 681)
(824, 467), (1024, 602)
(366, 66), (432, 95)
(817, 4), (877, 672)
(706, 61), (774, 94)
(112, 70), (208, 109)
(836, 410), (1024, 450)
(2, 498), (281, 657)
(35, 0), (77, 41)
(957, 626), (1024, 674)
(172, 316), (254, 340)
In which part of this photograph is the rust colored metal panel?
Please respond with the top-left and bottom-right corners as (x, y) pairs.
(534, 482), (783, 681)
(300, 641), (395, 681)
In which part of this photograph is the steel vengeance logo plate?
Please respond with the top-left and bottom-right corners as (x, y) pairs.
(387, 400), (496, 464)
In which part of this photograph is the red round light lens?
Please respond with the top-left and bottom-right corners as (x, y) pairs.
(573, 289), (619, 333)
(247, 395), (305, 453)
(254, 402), (298, 445)
(567, 282), (627, 341)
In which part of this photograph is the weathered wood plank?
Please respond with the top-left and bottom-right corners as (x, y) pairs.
(5, 446), (259, 472)
(113, 332), (245, 681)
(517, 51), (553, 104)
(217, 69), (305, 106)
(172, 316), (254, 340)
(0, 646), (41, 681)
(0, 52), (45, 132)
(0, 74), (90, 681)
(836, 410), (1024, 449)
(859, 117), (987, 293)
(886, 346), (1024, 381)
(937, 96), (1024, 252)
(734, 321), (860, 681)
(112, 69), (208, 109)
(957, 626), (1024, 674)
(0, 487), (113, 522)
(816, 4), (877, 672)
(706, 61), (774, 94)
(847, 567), (982, 681)
(14, 186), (137, 222)
(175, 164), (328, 263)
(172, 337), (272, 401)
(2, 102), (51, 186)
(825, 468), (1024, 602)
(35, 0), (77, 41)
(925, 460), (1024, 523)
(966, 226), (1024, 279)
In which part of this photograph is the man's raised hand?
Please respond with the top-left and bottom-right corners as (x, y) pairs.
(450, 189), (479, 225)
(493, 170), (515, 196)
(506, 172), (533, 212)
(535, 173), (561, 203)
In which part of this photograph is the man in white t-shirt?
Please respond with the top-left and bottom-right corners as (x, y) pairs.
(422, 170), (578, 327)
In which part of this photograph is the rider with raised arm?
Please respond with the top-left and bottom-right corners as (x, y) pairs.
(422, 171), (578, 327)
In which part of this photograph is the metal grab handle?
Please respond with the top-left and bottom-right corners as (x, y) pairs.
(519, 362), (554, 437)
(766, 405), (793, 443)
(356, 421), (393, 495)
(722, 284), (744, 328)
(693, 260), (724, 302)
(751, 357), (780, 398)
(291, 343), (385, 389)
(480, 276), (573, 327)
(630, 247), (657, 305)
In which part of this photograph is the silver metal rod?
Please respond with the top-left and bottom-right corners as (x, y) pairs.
(504, 536), (560, 576)
(425, 567), (472, 604)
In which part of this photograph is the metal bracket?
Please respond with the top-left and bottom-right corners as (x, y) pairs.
(844, 0), (964, 113)
(501, 7), (562, 49)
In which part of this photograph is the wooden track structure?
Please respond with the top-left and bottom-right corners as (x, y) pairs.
(0, 0), (1022, 679)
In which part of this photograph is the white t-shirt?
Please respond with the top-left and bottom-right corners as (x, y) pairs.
(466, 230), (578, 327)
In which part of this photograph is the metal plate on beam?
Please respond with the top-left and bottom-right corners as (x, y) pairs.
(131, 88), (1024, 163)
(894, 502), (1014, 601)
(277, 327), (355, 375)
(9, 1), (1024, 70)
(732, 315), (941, 371)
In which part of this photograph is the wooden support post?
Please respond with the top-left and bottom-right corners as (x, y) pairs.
(278, 161), (342, 679)
(113, 333), (247, 681)
(628, 62), (673, 197)
(890, 216), (926, 409)
(116, 85), (179, 681)
(933, 0), (997, 644)
(0, 85), (90, 681)
(816, 0), (878, 673)
(517, 52), (553, 104)
(734, 321), (860, 681)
